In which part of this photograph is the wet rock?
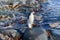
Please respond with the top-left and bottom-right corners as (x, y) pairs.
(19, 20), (26, 24)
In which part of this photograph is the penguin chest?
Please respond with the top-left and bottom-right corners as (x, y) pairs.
(29, 14), (34, 24)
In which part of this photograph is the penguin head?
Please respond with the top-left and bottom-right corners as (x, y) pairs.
(28, 11), (35, 19)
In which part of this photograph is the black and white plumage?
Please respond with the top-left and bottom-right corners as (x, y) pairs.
(28, 11), (35, 28)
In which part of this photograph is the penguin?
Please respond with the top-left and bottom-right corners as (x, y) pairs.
(28, 11), (35, 28)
